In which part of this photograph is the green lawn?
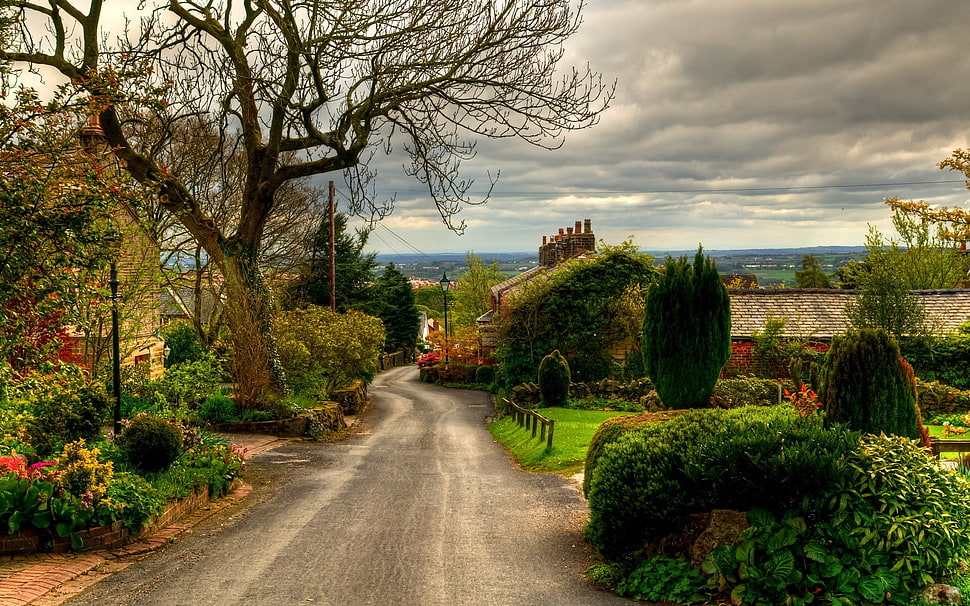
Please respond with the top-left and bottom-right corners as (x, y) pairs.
(488, 407), (636, 475)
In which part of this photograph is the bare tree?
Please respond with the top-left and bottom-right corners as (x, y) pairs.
(2, 0), (613, 407)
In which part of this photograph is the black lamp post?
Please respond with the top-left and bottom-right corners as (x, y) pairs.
(438, 272), (451, 365)
(103, 234), (123, 436)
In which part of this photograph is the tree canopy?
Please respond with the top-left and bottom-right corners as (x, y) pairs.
(0, 0), (612, 406)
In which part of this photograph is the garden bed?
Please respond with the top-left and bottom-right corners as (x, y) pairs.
(0, 481), (238, 555)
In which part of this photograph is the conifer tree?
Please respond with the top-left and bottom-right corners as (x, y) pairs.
(821, 328), (921, 440)
(642, 247), (731, 409)
(372, 263), (420, 360)
(538, 350), (571, 407)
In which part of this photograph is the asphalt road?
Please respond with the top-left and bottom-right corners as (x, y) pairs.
(63, 366), (628, 606)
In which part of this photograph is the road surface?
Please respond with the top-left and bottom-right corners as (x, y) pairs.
(64, 366), (627, 605)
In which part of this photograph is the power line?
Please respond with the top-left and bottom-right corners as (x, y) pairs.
(382, 178), (968, 197)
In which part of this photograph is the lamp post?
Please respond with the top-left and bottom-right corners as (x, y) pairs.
(103, 232), (123, 436)
(438, 272), (451, 366)
(108, 259), (122, 436)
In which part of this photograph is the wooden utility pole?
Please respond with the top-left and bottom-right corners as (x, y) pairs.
(328, 181), (336, 311)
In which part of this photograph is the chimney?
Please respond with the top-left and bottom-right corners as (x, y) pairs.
(584, 218), (592, 233)
(79, 114), (105, 154)
(575, 220), (582, 234)
(542, 235), (547, 245)
(566, 227), (574, 236)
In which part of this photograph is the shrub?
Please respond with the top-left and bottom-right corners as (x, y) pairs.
(12, 366), (111, 460)
(585, 406), (859, 559)
(118, 416), (184, 473)
(538, 350), (570, 407)
(917, 379), (970, 420)
(55, 440), (113, 502)
(474, 364), (495, 385)
(901, 328), (970, 389)
(585, 562), (625, 587)
(710, 376), (780, 409)
(198, 395), (239, 424)
(643, 247), (731, 409)
(274, 306), (384, 398)
(160, 321), (207, 367)
(143, 353), (225, 419)
(821, 328), (921, 440)
(708, 435), (970, 605)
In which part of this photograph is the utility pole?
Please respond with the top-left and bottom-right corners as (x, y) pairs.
(328, 181), (336, 312)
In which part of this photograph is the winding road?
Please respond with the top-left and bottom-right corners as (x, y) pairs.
(63, 366), (627, 605)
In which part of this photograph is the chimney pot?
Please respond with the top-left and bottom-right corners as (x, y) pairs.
(575, 220), (582, 234)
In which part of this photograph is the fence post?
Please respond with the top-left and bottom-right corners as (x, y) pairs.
(547, 420), (555, 449)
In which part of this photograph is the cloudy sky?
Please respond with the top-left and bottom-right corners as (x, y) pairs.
(355, 0), (970, 256)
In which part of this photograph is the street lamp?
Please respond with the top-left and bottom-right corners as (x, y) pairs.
(104, 233), (123, 436)
(438, 272), (451, 365)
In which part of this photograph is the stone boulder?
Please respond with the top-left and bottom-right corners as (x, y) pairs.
(648, 510), (749, 568)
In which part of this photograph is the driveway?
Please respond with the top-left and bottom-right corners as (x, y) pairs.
(62, 366), (627, 605)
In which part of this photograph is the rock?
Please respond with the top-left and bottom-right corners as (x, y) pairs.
(650, 510), (749, 568)
(921, 584), (963, 605)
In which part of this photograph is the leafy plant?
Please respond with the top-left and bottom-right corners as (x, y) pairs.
(616, 556), (710, 603)
(103, 471), (166, 532)
(538, 350), (571, 407)
(118, 416), (184, 473)
(584, 562), (625, 587)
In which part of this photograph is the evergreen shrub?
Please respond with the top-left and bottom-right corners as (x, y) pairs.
(474, 364), (495, 385)
(585, 406), (859, 559)
(821, 328), (921, 440)
(642, 247), (731, 409)
(118, 415), (184, 473)
(538, 350), (571, 407)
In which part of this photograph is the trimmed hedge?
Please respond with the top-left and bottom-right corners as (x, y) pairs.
(585, 406), (859, 559)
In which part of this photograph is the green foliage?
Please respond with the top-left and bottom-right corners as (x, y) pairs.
(161, 321), (207, 367)
(150, 354), (226, 419)
(288, 212), (377, 312)
(371, 263), (420, 357)
(748, 317), (825, 382)
(537, 350), (571, 407)
(474, 365), (495, 385)
(821, 328), (921, 440)
(708, 435), (970, 605)
(118, 416), (184, 473)
(584, 406), (859, 559)
(845, 244), (928, 337)
(584, 562), (625, 587)
(452, 252), (505, 328)
(198, 395), (239, 424)
(710, 376), (781, 409)
(11, 365), (112, 460)
(103, 471), (166, 532)
(795, 254), (834, 288)
(274, 305), (385, 398)
(496, 248), (658, 387)
(865, 208), (970, 290)
(178, 443), (246, 496)
(583, 411), (681, 497)
(617, 556), (710, 603)
(900, 328), (970, 389)
(643, 246), (731, 409)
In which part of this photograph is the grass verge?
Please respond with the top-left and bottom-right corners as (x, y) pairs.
(488, 407), (636, 475)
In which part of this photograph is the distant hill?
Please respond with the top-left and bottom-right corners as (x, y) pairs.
(375, 246), (866, 264)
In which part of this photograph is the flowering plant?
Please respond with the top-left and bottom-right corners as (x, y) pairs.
(784, 384), (822, 417)
(417, 352), (441, 367)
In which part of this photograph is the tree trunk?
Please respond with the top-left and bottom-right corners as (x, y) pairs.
(220, 242), (287, 409)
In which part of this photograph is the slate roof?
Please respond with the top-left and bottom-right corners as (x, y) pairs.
(729, 289), (970, 339)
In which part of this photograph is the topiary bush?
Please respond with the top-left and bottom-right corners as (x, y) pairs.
(118, 415), (184, 473)
(537, 349), (571, 407)
(710, 376), (780, 409)
(821, 328), (921, 440)
(474, 364), (495, 385)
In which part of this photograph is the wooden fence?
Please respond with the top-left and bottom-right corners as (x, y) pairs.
(503, 399), (555, 449)
(930, 438), (970, 459)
